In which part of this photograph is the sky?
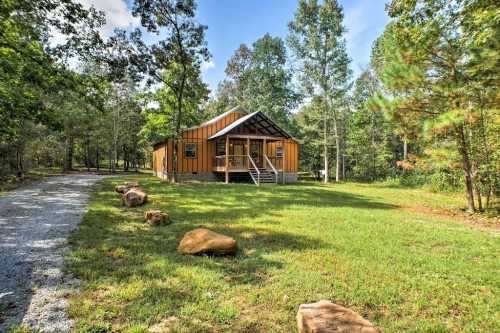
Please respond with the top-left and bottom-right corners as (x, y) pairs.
(77, 0), (390, 92)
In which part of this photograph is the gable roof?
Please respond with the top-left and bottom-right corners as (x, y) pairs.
(208, 110), (293, 141)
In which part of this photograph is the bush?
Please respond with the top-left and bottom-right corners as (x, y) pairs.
(398, 169), (429, 187)
(425, 170), (464, 193)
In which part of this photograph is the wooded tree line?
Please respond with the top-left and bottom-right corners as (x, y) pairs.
(204, 0), (498, 212)
(1, 0), (498, 211)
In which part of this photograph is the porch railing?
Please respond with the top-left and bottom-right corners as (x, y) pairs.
(266, 156), (283, 171)
(264, 154), (278, 183)
(212, 155), (249, 170)
(247, 154), (260, 185)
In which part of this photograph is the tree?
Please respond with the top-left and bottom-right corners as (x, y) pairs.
(132, 0), (210, 183)
(288, 0), (351, 183)
(141, 66), (209, 145)
(373, 0), (499, 211)
(346, 69), (396, 181)
(295, 97), (326, 179)
(219, 34), (299, 132)
(0, 0), (104, 176)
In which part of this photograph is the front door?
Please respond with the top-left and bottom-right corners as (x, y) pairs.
(250, 140), (263, 167)
(231, 140), (246, 169)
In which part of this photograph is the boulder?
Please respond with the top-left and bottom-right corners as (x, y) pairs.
(297, 300), (379, 333)
(122, 187), (148, 207)
(115, 182), (139, 194)
(178, 228), (237, 255)
(145, 209), (170, 226)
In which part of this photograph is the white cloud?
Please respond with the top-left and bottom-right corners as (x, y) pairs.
(201, 60), (215, 71)
(50, 0), (139, 47)
(78, 0), (140, 36)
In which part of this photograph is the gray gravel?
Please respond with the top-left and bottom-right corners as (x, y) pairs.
(0, 174), (109, 332)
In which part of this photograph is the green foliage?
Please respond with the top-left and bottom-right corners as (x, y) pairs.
(346, 69), (397, 181)
(209, 33), (299, 133)
(373, 0), (499, 211)
(288, 0), (351, 182)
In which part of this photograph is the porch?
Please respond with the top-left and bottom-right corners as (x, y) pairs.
(211, 135), (285, 185)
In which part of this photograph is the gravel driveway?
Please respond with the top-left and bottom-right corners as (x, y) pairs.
(0, 174), (109, 332)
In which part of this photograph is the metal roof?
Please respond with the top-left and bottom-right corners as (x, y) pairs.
(207, 111), (293, 140)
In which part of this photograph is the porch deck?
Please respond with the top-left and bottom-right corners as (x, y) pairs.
(212, 154), (283, 185)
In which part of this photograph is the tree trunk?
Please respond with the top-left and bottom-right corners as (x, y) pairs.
(475, 186), (483, 212)
(16, 147), (24, 178)
(171, 67), (187, 183)
(112, 108), (119, 174)
(333, 117), (340, 182)
(403, 138), (408, 160)
(342, 153), (345, 180)
(457, 126), (475, 212)
(123, 145), (129, 171)
(323, 111), (329, 184)
(86, 135), (90, 172)
(133, 140), (139, 172)
(96, 145), (100, 171)
(63, 136), (73, 172)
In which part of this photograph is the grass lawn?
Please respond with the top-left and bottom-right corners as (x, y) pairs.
(67, 175), (499, 332)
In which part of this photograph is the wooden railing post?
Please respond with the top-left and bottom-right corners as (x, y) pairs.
(263, 138), (267, 169)
(247, 137), (250, 169)
(225, 136), (229, 184)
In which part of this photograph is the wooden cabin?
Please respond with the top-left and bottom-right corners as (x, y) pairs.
(152, 106), (299, 185)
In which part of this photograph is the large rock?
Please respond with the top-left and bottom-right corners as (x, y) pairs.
(145, 209), (170, 226)
(178, 228), (237, 255)
(297, 300), (379, 333)
(122, 187), (148, 207)
(115, 182), (139, 194)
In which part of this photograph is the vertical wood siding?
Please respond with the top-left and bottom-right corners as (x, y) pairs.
(152, 111), (299, 174)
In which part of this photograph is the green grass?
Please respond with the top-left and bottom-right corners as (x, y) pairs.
(67, 176), (499, 332)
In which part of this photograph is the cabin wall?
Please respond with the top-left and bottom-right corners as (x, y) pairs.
(152, 110), (299, 182)
(266, 139), (299, 173)
(152, 110), (246, 177)
(178, 110), (245, 173)
(152, 143), (167, 179)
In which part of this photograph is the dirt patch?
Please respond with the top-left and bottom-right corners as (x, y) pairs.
(402, 205), (499, 232)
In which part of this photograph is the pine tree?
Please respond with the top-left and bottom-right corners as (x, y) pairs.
(288, 0), (351, 183)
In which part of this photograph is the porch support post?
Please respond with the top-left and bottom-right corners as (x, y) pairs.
(246, 137), (250, 169)
(225, 136), (229, 184)
(263, 138), (267, 169)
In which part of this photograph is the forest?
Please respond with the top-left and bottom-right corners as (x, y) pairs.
(1, 0), (498, 213)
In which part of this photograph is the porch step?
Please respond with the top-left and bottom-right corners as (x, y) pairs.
(249, 168), (277, 184)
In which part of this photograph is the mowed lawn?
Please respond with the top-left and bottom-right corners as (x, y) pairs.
(67, 175), (499, 333)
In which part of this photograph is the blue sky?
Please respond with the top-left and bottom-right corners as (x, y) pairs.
(82, 0), (390, 92)
(195, 0), (390, 92)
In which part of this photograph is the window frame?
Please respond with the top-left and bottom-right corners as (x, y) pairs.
(276, 145), (283, 158)
(216, 140), (226, 156)
(184, 143), (197, 159)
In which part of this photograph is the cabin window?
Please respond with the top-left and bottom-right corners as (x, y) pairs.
(277, 146), (283, 158)
(216, 140), (225, 156)
(184, 143), (197, 159)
